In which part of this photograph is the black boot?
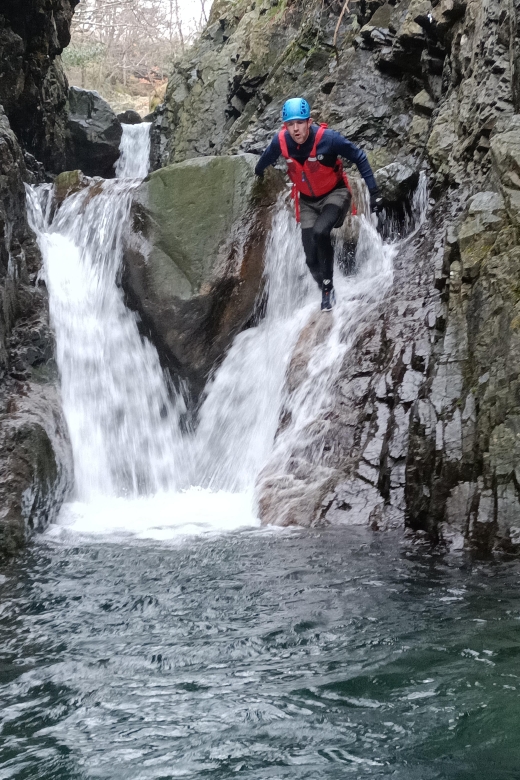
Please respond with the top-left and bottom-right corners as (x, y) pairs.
(321, 279), (335, 312)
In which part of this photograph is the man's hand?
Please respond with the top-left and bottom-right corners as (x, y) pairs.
(254, 163), (264, 178)
(370, 189), (384, 213)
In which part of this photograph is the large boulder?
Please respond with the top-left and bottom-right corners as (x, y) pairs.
(123, 153), (283, 397)
(117, 109), (142, 125)
(0, 384), (73, 557)
(66, 87), (122, 178)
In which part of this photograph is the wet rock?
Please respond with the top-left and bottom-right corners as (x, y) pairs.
(325, 479), (385, 526)
(257, 468), (339, 527)
(66, 87), (122, 178)
(117, 109), (142, 125)
(0, 1), (78, 169)
(0, 3), (77, 555)
(123, 154), (284, 396)
(0, 106), (39, 374)
(375, 160), (419, 203)
(256, 214), (439, 532)
(0, 384), (73, 557)
(413, 89), (436, 116)
(53, 169), (93, 204)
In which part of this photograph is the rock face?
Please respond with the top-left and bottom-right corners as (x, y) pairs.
(407, 123), (520, 552)
(66, 87), (122, 178)
(0, 384), (73, 556)
(0, 1), (79, 170)
(0, 2), (78, 555)
(152, 0), (520, 551)
(123, 154), (283, 397)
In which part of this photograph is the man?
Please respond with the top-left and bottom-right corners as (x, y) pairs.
(255, 97), (383, 311)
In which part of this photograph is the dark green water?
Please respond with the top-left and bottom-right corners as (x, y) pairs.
(1, 528), (520, 779)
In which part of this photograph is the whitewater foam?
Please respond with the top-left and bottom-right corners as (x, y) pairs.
(46, 488), (259, 544)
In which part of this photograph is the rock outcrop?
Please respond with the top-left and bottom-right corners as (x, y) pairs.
(66, 87), (122, 177)
(151, 0), (520, 551)
(0, 1), (79, 170)
(0, 384), (73, 556)
(123, 154), (283, 397)
(0, 1), (78, 555)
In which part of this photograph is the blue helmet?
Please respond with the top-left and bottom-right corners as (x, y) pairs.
(282, 97), (311, 122)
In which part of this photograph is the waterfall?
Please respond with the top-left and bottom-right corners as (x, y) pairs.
(187, 207), (315, 492)
(27, 128), (186, 503)
(115, 122), (152, 179)
(26, 125), (427, 541)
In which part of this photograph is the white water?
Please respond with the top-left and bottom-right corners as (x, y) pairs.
(27, 126), (426, 543)
(114, 122), (152, 179)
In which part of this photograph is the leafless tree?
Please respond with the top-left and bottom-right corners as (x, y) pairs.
(65, 0), (202, 100)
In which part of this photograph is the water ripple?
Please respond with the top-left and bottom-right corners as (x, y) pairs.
(1, 528), (520, 779)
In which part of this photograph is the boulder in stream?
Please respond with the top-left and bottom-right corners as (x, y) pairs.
(66, 87), (122, 178)
(0, 384), (73, 557)
(117, 109), (142, 125)
(123, 153), (284, 398)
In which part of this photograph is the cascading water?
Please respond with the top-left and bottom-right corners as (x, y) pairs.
(115, 122), (152, 179)
(261, 174), (428, 481)
(26, 177), (184, 502)
(187, 206), (315, 492)
(26, 125), (426, 541)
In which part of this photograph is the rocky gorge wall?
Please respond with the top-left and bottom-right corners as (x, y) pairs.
(149, 0), (520, 551)
(0, 2), (79, 555)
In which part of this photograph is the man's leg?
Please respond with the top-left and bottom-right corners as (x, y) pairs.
(299, 199), (322, 288)
(312, 204), (343, 287)
(301, 227), (322, 287)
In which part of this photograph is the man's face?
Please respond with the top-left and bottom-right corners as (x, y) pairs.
(284, 118), (312, 144)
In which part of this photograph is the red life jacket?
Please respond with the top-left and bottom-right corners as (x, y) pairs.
(278, 123), (356, 222)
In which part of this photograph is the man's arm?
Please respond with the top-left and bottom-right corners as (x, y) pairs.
(254, 134), (282, 177)
(329, 130), (378, 191)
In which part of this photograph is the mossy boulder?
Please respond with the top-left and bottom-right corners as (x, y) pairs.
(53, 169), (92, 203)
(123, 153), (284, 396)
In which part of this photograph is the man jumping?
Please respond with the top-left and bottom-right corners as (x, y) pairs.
(255, 97), (383, 311)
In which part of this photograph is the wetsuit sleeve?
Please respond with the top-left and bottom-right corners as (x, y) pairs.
(254, 135), (282, 176)
(328, 130), (379, 193)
